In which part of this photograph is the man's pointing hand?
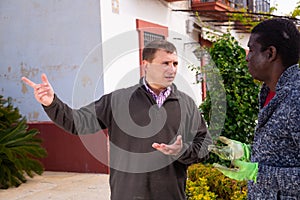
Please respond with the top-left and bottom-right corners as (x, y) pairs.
(22, 73), (54, 106)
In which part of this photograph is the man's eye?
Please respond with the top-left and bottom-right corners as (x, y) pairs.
(162, 62), (178, 66)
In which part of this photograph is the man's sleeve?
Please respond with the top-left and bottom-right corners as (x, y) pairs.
(176, 103), (212, 165)
(43, 94), (111, 135)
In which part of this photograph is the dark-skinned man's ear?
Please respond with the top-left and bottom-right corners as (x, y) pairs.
(269, 52), (272, 58)
(268, 46), (277, 60)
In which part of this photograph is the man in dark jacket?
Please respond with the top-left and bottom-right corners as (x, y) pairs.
(209, 18), (300, 199)
(22, 39), (212, 200)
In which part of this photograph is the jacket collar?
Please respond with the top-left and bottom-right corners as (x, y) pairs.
(276, 64), (299, 91)
(257, 64), (300, 128)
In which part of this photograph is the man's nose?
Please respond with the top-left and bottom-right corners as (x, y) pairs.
(168, 63), (177, 72)
(245, 51), (250, 62)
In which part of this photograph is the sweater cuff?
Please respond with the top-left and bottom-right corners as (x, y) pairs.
(42, 94), (58, 110)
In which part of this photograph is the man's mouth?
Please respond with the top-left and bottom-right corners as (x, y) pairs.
(165, 76), (174, 81)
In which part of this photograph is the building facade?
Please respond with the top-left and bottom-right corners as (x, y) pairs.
(0, 0), (206, 173)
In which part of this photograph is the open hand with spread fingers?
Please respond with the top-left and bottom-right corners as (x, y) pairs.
(152, 135), (183, 156)
(21, 73), (54, 106)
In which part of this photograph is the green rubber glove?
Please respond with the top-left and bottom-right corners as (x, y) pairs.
(213, 160), (258, 182)
(208, 136), (251, 161)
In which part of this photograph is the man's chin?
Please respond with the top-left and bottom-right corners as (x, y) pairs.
(165, 81), (174, 86)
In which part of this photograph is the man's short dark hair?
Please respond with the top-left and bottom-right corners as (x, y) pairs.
(251, 18), (300, 68)
(142, 40), (177, 62)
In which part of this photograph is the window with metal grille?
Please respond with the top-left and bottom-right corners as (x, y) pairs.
(255, 0), (270, 13)
(144, 32), (165, 46)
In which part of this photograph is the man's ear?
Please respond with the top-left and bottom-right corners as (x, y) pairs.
(267, 46), (277, 61)
(143, 60), (149, 70)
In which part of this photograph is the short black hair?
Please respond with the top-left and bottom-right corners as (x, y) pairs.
(251, 18), (300, 68)
(142, 40), (177, 62)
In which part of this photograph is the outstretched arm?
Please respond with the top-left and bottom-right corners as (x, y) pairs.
(22, 73), (54, 106)
(22, 73), (107, 135)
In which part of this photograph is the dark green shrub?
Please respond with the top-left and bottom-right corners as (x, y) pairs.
(204, 33), (260, 143)
(190, 33), (260, 165)
(187, 34), (259, 199)
(186, 163), (247, 200)
(0, 95), (47, 189)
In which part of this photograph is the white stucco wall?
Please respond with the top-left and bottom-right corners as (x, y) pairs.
(231, 31), (250, 50)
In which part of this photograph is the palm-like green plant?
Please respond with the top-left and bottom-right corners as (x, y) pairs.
(0, 95), (47, 189)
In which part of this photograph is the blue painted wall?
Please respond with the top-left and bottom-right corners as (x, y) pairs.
(0, 0), (104, 121)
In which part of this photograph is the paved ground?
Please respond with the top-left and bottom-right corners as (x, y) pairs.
(0, 171), (110, 200)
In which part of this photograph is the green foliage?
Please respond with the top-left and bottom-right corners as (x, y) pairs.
(206, 33), (260, 142)
(228, 8), (260, 31)
(186, 177), (217, 200)
(0, 95), (47, 189)
(291, 1), (300, 18)
(228, 8), (275, 32)
(186, 163), (247, 200)
(191, 33), (260, 164)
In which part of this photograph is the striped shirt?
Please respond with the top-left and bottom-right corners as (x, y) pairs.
(143, 78), (171, 107)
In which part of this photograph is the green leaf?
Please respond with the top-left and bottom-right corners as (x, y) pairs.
(0, 95), (47, 189)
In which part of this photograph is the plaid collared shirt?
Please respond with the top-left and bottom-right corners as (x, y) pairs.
(143, 78), (171, 108)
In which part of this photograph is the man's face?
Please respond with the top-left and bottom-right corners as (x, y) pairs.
(246, 33), (271, 82)
(144, 49), (178, 92)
